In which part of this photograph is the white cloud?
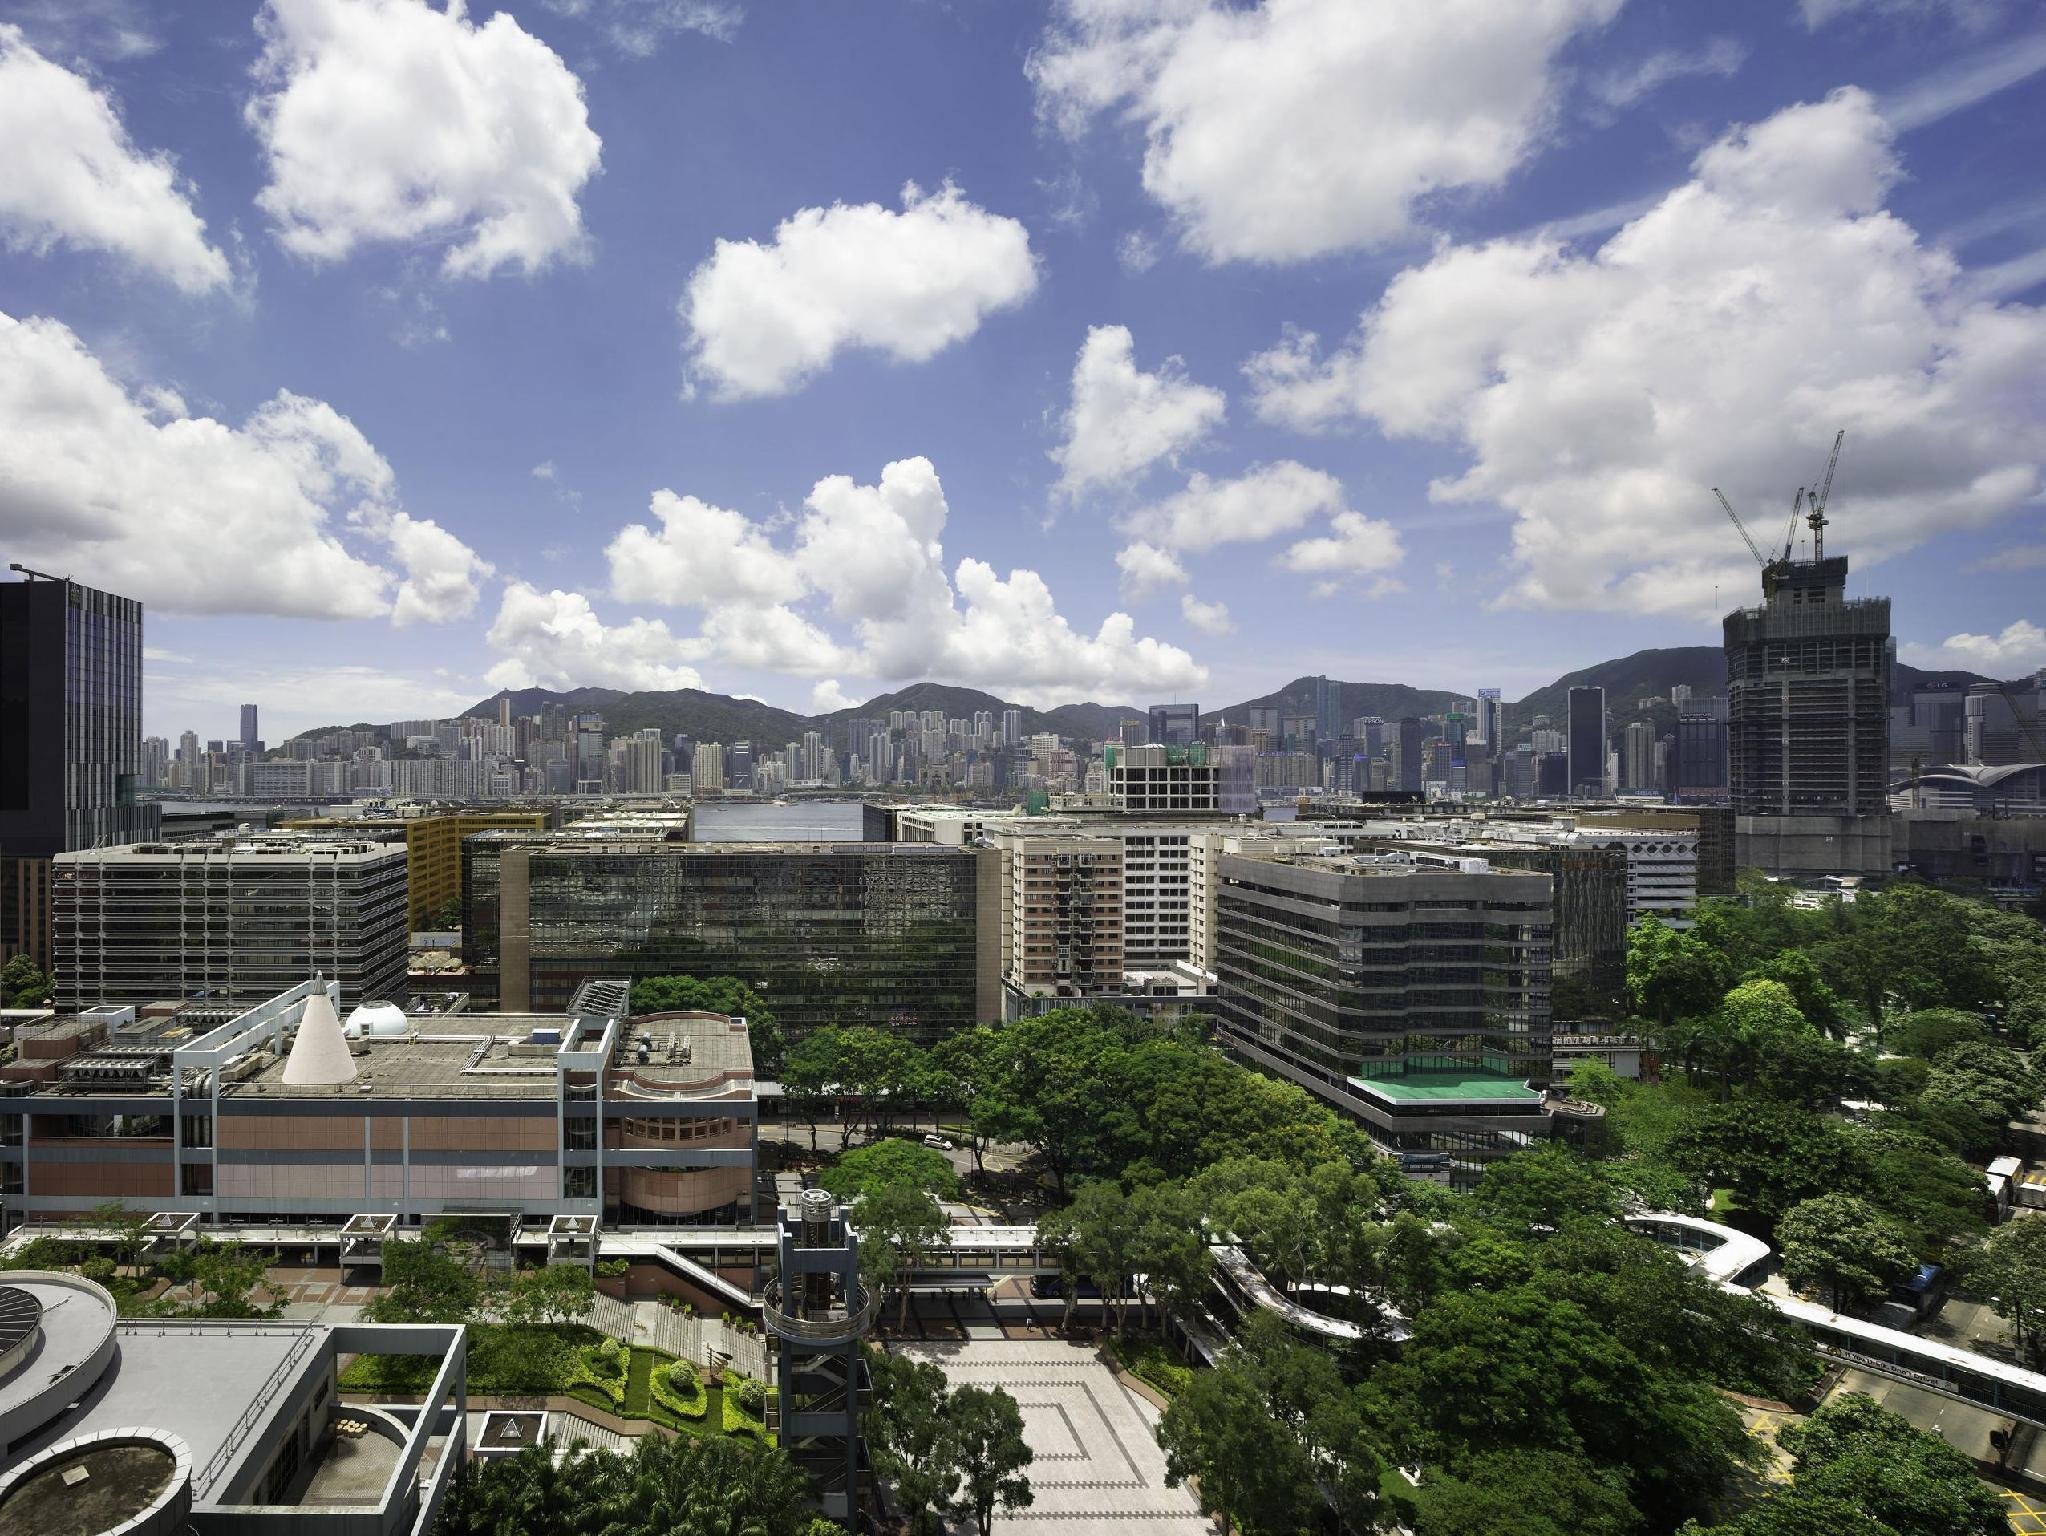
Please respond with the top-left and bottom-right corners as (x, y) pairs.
(681, 182), (1037, 399)
(1902, 620), (2046, 675)
(1878, 26), (2046, 130)
(608, 491), (807, 608)
(142, 646), (192, 664)
(809, 678), (857, 713)
(590, 456), (1206, 703)
(247, 0), (602, 279)
(1029, 0), (1624, 263)
(1278, 510), (1405, 579)
(1051, 325), (1226, 500)
(0, 25), (229, 291)
(484, 582), (705, 692)
(1124, 461), (1351, 553)
(1802, 0), (2005, 30)
(1118, 231), (1160, 273)
(1244, 89), (2046, 617)
(1179, 592), (1234, 634)
(1115, 540), (1190, 597)
(1590, 38), (1745, 111)
(1, 0), (163, 62)
(540, 0), (743, 53)
(0, 311), (489, 622)
(366, 509), (495, 624)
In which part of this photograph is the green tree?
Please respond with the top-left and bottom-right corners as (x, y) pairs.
(1886, 1007), (1989, 1060)
(1474, 1143), (1619, 1232)
(818, 1137), (959, 1203)
(1157, 1364), (1316, 1536)
(1967, 1216), (2046, 1366)
(1666, 1100), (1867, 1232)
(499, 1262), (595, 1326)
(1395, 1447), (1640, 1536)
(948, 1384), (1034, 1536)
(1626, 916), (1729, 1031)
(1743, 949), (1846, 1037)
(628, 974), (786, 1076)
(1770, 1393), (2006, 1536)
(0, 954), (53, 1008)
(1128, 1181), (1209, 1333)
(854, 1183), (948, 1332)
(1054, 1180), (1140, 1338)
(367, 1232), (482, 1324)
(866, 1352), (958, 1536)
(1776, 1194), (1915, 1312)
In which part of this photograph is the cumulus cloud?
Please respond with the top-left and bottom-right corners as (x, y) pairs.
(592, 456), (1205, 703)
(1278, 511), (1405, 580)
(1123, 461), (1351, 553)
(484, 582), (705, 692)
(681, 182), (1037, 399)
(1244, 89), (2046, 617)
(0, 26), (229, 291)
(1901, 620), (2046, 675)
(1029, 0), (1623, 263)
(0, 311), (490, 622)
(1051, 325), (1225, 500)
(247, 0), (602, 278)
(809, 677), (857, 713)
(1179, 593), (1234, 634)
(1115, 540), (1190, 597)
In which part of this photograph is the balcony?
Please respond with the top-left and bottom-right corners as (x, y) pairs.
(759, 1279), (880, 1345)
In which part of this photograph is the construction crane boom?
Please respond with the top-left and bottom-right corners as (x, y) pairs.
(1778, 487), (1806, 563)
(1807, 429), (1844, 561)
(1714, 488), (1766, 567)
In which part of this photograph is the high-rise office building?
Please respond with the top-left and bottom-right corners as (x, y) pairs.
(1211, 847), (1553, 1182)
(1000, 708), (1023, 747)
(1312, 675), (1340, 744)
(1675, 697), (1730, 802)
(1621, 720), (1657, 793)
(1726, 550), (1891, 873)
(466, 837), (1000, 1038)
(54, 836), (409, 1009)
(1567, 687), (1606, 799)
(573, 712), (606, 792)
(1475, 688), (1503, 750)
(238, 702), (259, 751)
(1, 572), (159, 968)
(1147, 702), (1199, 747)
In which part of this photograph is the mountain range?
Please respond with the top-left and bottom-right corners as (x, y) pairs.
(285, 646), (2001, 747)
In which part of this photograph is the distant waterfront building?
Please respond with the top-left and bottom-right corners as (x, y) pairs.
(465, 837), (1000, 1039)
(691, 741), (726, 794)
(0, 572), (159, 971)
(53, 837), (409, 1011)
(1210, 845), (1554, 1182)
(1567, 687), (1606, 799)
(238, 702), (259, 752)
(1726, 550), (1892, 874)
(1475, 688), (1503, 750)
(1312, 675), (1341, 744)
(1621, 720), (1657, 793)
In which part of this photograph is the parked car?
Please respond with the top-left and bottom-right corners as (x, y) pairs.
(922, 1133), (956, 1151)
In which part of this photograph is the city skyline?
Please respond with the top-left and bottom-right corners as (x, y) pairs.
(2, 1), (2044, 741)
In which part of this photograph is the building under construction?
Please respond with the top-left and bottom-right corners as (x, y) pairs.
(1718, 436), (1893, 876)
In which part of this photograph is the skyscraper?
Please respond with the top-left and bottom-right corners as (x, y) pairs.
(1312, 675), (1340, 744)
(239, 702), (260, 751)
(1475, 688), (1503, 750)
(1, 571), (159, 967)
(1675, 697), (1730, 803)
(1147, 702), (1199, 746)
(1566, 687), (1606, 799)
(1726, 549), (1891, 873)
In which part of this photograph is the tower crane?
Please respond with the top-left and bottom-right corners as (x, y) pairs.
(1806, 429), (1844, 561)
(1713, 488), (1766, 568)
(1777, 488), (1807, 563)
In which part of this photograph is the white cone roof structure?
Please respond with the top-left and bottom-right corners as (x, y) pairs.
(283, 986), (358, 1087)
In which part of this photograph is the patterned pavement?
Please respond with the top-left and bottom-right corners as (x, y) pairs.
(888, 1339), (1213, 1532)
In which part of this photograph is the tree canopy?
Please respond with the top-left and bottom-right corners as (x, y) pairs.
(629, 974), (785, 1075)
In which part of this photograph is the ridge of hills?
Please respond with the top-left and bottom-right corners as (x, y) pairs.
(283, 648), (2000, 746)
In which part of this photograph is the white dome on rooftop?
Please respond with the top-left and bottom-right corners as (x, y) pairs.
(347, 1001), (410, 1038)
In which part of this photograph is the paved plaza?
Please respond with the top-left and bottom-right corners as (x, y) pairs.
(887, 1338), (1212, 1532)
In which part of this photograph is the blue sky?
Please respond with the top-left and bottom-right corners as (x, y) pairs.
(1, 0), (2042, 741)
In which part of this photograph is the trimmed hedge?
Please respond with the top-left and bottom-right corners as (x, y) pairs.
(1108, 1334), (1193, 1399)
(722, 1374), (772, 1440)
(651, 1359), (709, 1421)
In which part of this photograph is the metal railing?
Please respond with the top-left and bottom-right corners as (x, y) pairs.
(196, 1325), (320, 1496)
(759, 1280), (879, 1345)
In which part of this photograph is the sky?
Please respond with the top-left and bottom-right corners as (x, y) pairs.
(1, 0), (2043, 742)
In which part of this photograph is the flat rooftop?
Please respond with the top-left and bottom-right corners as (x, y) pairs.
(1346, 1068), (1542, 1104)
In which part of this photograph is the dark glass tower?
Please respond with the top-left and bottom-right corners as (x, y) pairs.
(1567, 686), (1606, 799)
(1, 572), (160, 966)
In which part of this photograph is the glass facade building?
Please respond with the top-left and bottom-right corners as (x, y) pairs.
(468, 838), (1002, 1040)
(1210, 849), (1554, 1180)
